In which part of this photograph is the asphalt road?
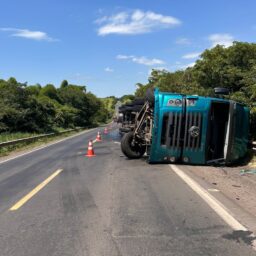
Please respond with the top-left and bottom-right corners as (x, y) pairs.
(0, 126), (255, 256)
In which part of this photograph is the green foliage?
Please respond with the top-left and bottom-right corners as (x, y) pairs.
(119, 94), (135, 104)
(40, 84), (59, 101)
(100, 96), (118, 118)
(2, 42), (256, 138)
(25, 84), (41, 96)
(60, 79), (68, 88)
(192, 42), (256, 91)
(134, 42), (256, 138)
(0, 78), (111, 133)
(54, 104), (78, 128)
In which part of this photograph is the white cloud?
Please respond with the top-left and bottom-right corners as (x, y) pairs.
(181, 62), (196, 69)
(133, 56), (164, 66)
(152, 66), (167, 71)
(208, 33), (234, 48)
(116, 54), (134, 60)
(116, 54), (165, 66)
(176, 38), (191, 45)
(104, 67), (114, 72)
(182, 52), (201, 59)
(0, 27), (58, 41)
(96, 9), (181, 36)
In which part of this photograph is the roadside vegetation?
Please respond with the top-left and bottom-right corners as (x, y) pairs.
(100, 95), (135, 117)
(0, 79), (111, 134)
(0, 129), (84, 157)
(0, 132), (37, 143)
(0, 78), (113, 155)
(134, 42), (256, 139)
(1, 41), (256, 143)
(0, 76), (137, 156)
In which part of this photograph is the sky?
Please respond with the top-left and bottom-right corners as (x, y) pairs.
(0, 0), (256, 97)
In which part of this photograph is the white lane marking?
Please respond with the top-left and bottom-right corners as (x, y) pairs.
(114, 141), (121, 144)
(169, 164), (256, 251)
(0, 128), (97, 165)
(169, 164), (247, 231)
(171, 164), (256, 250)
(208, 188), (220, 192)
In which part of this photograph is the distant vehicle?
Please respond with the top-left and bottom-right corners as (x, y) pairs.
(120, 88), (249, 165)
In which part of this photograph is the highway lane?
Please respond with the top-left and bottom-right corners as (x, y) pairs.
(0, 128), (98, 214)
(0, 127), (255, 255)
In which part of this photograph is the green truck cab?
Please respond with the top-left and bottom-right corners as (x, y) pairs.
(121, 88), (249, 165)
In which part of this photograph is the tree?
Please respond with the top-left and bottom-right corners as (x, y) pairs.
(60, 80), (68, 88)
(119, 95), (135, 104)
(100, 96), (118, 117)
(0, 77), (111, 133)
(133, 42), (256, 138)
(40, 84), (59, 101)
(25, 84), (41, 96)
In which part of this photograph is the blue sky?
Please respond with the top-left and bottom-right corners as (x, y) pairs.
(0, 0), (255, 97)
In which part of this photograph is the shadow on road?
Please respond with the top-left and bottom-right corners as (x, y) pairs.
(222, 230), (256, 246)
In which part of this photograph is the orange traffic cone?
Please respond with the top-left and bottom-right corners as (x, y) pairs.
(86, 140), (96, 157)
(104, 127), (108, 134)
(96, 131), (102, 142)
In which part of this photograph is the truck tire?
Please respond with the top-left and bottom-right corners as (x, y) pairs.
(121, 131), (146, 159)
(214, 87), (230, 95)
(145, 88), (155, 105)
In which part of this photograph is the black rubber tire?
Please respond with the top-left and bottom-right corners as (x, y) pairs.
(119, 127), (132, 133)
(145, 88), (155, 105)
(214, 87), (230, 95)
(121, 131), (146, 159)
(132, 98), (145, 105)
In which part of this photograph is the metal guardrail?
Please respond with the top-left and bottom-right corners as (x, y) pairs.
(0, 128), (83, 148)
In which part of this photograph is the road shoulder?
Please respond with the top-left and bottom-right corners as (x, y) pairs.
(172, 164), (256, 235)
(0, 128), (96, 164)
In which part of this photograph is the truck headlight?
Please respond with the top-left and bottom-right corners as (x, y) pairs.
(183, 156), (189, 163)
(170, 156), (176, 162)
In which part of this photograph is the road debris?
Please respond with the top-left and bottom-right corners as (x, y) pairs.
(240, 169), (256, 175)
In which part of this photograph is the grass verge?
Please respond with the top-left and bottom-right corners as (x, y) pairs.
(0, 129), (86, 157)
(0, 132), (39, 143)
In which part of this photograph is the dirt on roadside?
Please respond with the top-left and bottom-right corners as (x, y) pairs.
(184, 159), (256, 219)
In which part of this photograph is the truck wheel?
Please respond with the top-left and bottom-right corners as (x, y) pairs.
(145, 88), (155, 105)
(121, 132), (146, 159)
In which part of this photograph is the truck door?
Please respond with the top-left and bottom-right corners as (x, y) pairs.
(225, 102), (249, 164)
(206, 101), (231, 164)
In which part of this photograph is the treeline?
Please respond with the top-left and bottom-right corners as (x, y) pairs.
(134, 42), (256, 138)
(2, 42), (255, 136)
(0, 79), (110, 133)
(100, 94), (135, 115)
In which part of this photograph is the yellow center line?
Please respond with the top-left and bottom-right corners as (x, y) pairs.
(9, 168), (63, 211)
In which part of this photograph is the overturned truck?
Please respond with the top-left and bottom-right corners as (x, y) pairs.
(118, 98), (145, 134)
(120, 88), (249, 165)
